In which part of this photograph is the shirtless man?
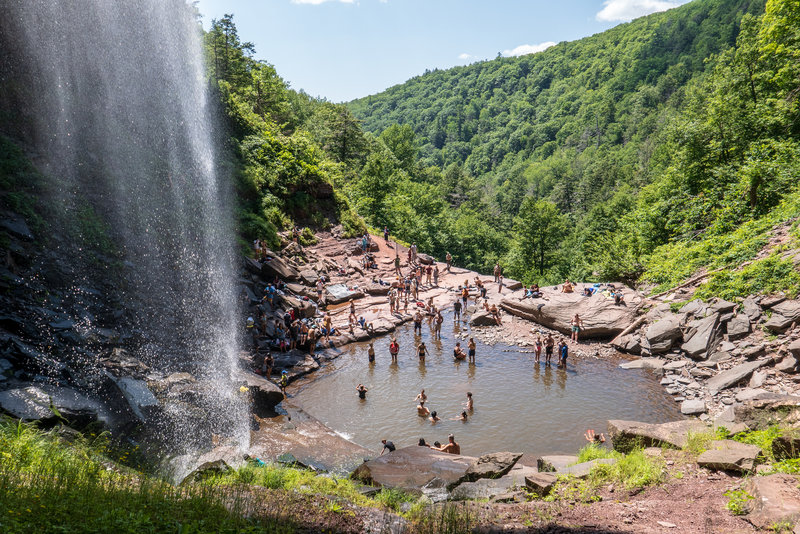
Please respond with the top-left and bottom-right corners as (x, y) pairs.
(434, 311), (443, 339)
(413, 310), (423, 335)
(545, 333), (555, 365)
(453, 342), (467, 360)
(435, 434), (460, 455)
(367, 342), (375, 363)
(467, 338), (476, 363)
(445, 252), (452, 272)
(464, 391), (473, 411)
(417, 400), (430, 417)
(414, 389), (427, 403)
(571, 313), (583, 342)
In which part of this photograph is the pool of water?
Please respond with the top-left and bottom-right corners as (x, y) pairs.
(292, 311), (682, 457)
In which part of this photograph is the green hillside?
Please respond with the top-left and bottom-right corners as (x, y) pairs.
(343, 0), (800, 296)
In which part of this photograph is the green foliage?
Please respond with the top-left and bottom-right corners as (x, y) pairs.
(725, 488), (754, 515)
(0, 419), (292, 533)
(732, 425), (782, 461)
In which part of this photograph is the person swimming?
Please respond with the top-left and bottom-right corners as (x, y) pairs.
(429, 411), (440, 423)
(417, 400), (430, 416)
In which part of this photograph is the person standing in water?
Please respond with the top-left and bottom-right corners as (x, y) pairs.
(558, 338), (569, 369)
(464, 392), (474, 411)
(453, 342), (467, 360)
(417, 342), (429, 363)
(467, 338), (476, 364)
(417, 400), (430, 416)
(453, 298), (462, 322)
(414, 389), (427, 403)
(534, 335), (543, 363)
(434, 311), (443, 339)
(413, 310), (423, 335)
(389, 338), (399, 362)
(367, 342), (375, 363)
(356, 384), (368, 399)
(545, 333), (555, 365)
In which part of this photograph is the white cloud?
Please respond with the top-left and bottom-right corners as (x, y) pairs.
(502, 42), (556, 57)
(458, 53), (475, 60)
(596, 0), (689, 22)
(291, 0), (355, 4)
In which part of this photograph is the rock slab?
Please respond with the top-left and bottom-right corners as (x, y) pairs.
(696, 440), (761, 473)
(706, 359), (769, 395)
(351, 446), (475, 490)
(744, 474), (800, 530)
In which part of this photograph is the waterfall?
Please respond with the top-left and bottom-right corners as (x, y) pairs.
(1, 1), (247, 450)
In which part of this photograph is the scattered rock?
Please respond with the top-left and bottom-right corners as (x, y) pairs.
(681, 399), (707, 415)
(742, 296), (762, 322)
(764, 300), (800, 333)
(735, 388), (770, 402)
(619, 358), (664, 370)
(416, 254), (434, 265)
(681, 313), (721, 360)
(706, 359), (770, 395)
(697, 440), (761, 473)
(524, 473), (557, 496)
(775, 354), (799, 374)
(645, 315), (683, 354)
(726, 315), (752, 340)
(744, 474), (800, 530)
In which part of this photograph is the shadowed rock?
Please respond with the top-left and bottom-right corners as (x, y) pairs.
(608, 419), (707, 453)
(697, 440), (760, 473)
(525, 473), (557, 496)
(764, 300), (800, 333)
(645, 315), (683, 353)
(449, 452), (522, 490)
(500, 285), (641, 337)
(680, 313), (721, 360)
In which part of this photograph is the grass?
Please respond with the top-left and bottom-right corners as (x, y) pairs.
(541, 445), (667, 502)
(725, 488), (754, 515)
(0, 418), (476, 533)
(0, 419), (294, 533)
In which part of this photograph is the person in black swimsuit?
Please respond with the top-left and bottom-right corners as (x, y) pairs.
(356, 384), (368, 399)
(417, 342), (428, 362)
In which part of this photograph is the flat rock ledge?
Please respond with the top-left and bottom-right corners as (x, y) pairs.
(744, 474), (800, 530)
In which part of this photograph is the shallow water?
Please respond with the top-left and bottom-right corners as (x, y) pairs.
(292, 311), (682, 457)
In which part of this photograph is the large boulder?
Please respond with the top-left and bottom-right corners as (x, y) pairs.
(417, 254), (434, 265)
(351, 446), (475, 490)
(500, 285), (642, 338)
(645, 315), (683, 353)
(449, 452), (522, 489)
(280, 295), (316, 319)
(680, 313), (721, 360)
(233, 370), (283, 416)
(706, 359), (770, 395)
(260, 255), (300, 282)
(744, 474), (800, 530)
(764, 300), (800, 333)
(697, 440), (761, 473)
(470, 311), (498, 327)
(0, 385), (111, 428)
(525, 473), (557, 496)
(742, 296), (762, 323)
(607, 419), (707, 453)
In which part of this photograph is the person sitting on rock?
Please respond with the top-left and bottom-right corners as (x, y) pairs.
(489, 304), (502, 325)
(453, 342), (467, 360)
(358, 316), (374, 332)
(614, 290), (625, 306)
(561, 279), (574, 293)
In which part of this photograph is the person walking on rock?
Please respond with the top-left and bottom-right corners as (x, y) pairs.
(571, 313), (584, 342)
(493, 263), (501, 283)
(445, 252), (452, 272)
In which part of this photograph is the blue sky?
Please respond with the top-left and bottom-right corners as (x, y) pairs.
(195, 0), (691, 103)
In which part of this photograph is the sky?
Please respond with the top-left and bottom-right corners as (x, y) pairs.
(194, 0), (692, 103)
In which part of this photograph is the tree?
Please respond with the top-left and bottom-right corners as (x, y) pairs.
(510, 198), (566, 278)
